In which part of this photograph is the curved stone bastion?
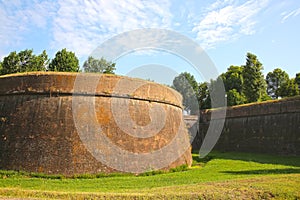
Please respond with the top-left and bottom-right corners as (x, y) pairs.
(0, 72), (192, 175)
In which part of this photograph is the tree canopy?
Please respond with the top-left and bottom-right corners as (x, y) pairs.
(277, 78), (299, 97)
(198, 82), (211, 109)
(172, 72), (199, 114)
(219, 65), (245, 106)
(266, 68), (290, 99)
(0, 48), (118, 75)
(242, 53), (267, 103)
(226, 89), (246, 106)
(83, 56), (116, 74)
(48, 48), (79, 72)
(175, 52), (299, 112)
(296, 73), (300, 90)
(220, 65), (244, 93)
(0, 49), (48, 75)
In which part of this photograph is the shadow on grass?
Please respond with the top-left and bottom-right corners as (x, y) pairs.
(206, 151), (300, 167)
(222, 168), (300, 175)
(192, 155), (213, 164)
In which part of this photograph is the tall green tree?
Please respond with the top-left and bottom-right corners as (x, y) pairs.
(227, 89), (246, 106)
(266, 68), (289, 99)
(30, 50), (49, 71)
(0, 49), (48, 75)
(296, 73), (300, 91)
(1, 51), (19, 74)
(83, 56), (116, 74)
(48, 48), (79, 72)
(220, 65), (245, 106)
(277, 78), (299, 97)
(172, 72), (199, 114)
(242, 53), (267, 103)
(198, 82), (211, 109)
(0, 62), (3, 75)
(220, 65), (244, 93)
(208, 77), (227, 108)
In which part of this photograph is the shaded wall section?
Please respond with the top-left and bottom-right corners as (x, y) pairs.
(192, 96), (300, 155)
(0, 72), (192, 175)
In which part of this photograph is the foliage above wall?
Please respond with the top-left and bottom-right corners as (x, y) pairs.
(172, 52), (300, 110)
(0, 49), (116, 75)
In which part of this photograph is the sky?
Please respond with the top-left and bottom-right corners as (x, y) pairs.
(1, 0), (300, 84)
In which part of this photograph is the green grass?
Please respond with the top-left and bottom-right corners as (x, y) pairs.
(0, 151), (299, 199)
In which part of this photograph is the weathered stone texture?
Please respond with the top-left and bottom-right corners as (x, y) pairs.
(0, 72), (192, 175)
(192, 97), (300, 155)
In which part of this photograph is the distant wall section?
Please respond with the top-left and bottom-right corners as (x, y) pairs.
(192, 96), (300, 155)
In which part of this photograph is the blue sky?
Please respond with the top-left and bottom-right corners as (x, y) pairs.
(1, 0), (300, 84)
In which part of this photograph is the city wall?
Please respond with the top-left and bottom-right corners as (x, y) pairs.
(192, 96), (300, 155)
(0, 72), (192, 175)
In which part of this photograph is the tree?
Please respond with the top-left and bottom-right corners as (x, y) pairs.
(198, 82), (211, 109)
(83, 56), (116, 74)
(220, 65), (244, 93)
(277, 78), (299, 97)
(30, 50), (49, 71)
(220, 65), (245, 106)
(48, 48), (79, 72)
(296, 73), (300, 91)
(227, 89), (246, 106)
(1, 51), (19, 74)
(242, 53), (267, 103)
(0, 62), (3, 75)
(172, 72), (199, 114)
(208, 77), (227, 108)
(0, 49), (48, 75)
(266, 68), (289, 99)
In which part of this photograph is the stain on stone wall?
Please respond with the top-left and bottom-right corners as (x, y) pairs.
(192, 96), (300, 156)
(0, 72), (192, 175)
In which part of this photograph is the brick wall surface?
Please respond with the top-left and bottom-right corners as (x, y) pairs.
(192, 97), (300, 156)
(0, 72), (192, 175)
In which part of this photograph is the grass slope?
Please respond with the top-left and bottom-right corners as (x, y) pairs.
(0, 151), (299, 199)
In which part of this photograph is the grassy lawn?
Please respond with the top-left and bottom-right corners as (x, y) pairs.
(0, 151), (299, 199)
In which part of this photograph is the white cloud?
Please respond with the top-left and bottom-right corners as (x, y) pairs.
(1, 0), (277, 61)
(208, 0), (234, 11)
(51, 0), (173, 59)
(281, 7), (300, 23)
(0, 0), (172, 60)
(0, 1), (56, 47)
(192, 0), (269, 49)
